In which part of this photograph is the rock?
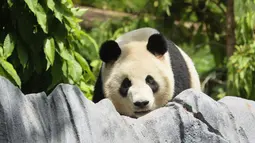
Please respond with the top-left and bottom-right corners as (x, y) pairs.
(0, 76), (254, 143)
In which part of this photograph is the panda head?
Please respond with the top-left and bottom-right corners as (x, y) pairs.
(99, 34), (174, 118)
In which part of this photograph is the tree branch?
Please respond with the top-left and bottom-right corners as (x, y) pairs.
(226, 0), (235, 58)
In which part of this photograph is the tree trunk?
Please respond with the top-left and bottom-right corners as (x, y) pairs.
(226, 0), (235, 58)
(226, 0), (235, 96)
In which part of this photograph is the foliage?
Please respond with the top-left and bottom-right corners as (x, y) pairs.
(74, 0), (171, 15)
(81, 0), (227, 99)
(228, 43), (255, 99)
(0, 0), (98, 99)
(227, 0), (255, 100)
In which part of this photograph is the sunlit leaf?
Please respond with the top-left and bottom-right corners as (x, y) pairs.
(67, 59), (82, 82)
(62, 60), (68, 78)
(7, 0), (13, 7)
(79, 81), (93, 100)
(61, 0), (67, 4)
(54, 11), (63, 23)
(0, 58), (21, 87)
(56, 41), (73, 60)
(74, 51), (95, 80)
(3, 34), (15, 59)
(36, 4), (48, 33)
(0, 46), (3, 57)
(44, 37), (55, 70)
(71, 7), (88, 17)
(47, 0), (55, 11)
(24, 0), (38, 14)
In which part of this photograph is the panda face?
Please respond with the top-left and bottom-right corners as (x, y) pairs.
(119, 75), (159, 97)
(101, 40), (175, 118)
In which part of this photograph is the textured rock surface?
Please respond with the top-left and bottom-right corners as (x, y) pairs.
(0, 76), (255, 143)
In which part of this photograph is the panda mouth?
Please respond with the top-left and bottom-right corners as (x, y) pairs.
(134, 110), (151, 115)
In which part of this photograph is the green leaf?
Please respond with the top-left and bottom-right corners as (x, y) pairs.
(74, 52), (95, 80)
(24, 0), (38, 14)
(79, 81), (93, 100)
(0, 64), (9, 78)
(57, 42), (71, 60)
(54, 11), (63, 23)
(53, 2), (73, 23)
(90, 60), (101, 68)
(56, 41), (82, 83)
(74, 52), (89, 69)
(3, 34), (15, 59)
(36, 4), (48, 33)
(0, 46), (3, 57)
(64, 0), (73, 8)
(44, 37), (55, 70)
(71, 7), (87, 17)
(81, 32), (99, 53)
(24, 0), (48, 33)
(61, 0), (67, 4)
(53, 3), (68, 23)
(62, 60), (68, 77)
(16, 41), (28, 69)
(67, 59), (82, 82)
(7, 0), (13, 7)
(47, 0), (55, 11)
(0, 58), (21, 87)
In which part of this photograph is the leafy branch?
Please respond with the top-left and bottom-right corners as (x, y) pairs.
(0, 0), (99, 99)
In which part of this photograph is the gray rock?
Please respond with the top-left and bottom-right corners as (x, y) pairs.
(0, 76), (254, 143)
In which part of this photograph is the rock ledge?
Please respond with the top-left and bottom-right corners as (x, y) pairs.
(0, 76), (254, 143)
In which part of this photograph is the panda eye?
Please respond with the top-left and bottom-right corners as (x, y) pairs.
(119, 78), (132, 97)
(145, 75), (159, 93)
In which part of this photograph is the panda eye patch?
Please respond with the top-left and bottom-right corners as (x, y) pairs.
(145, 75), (159, 93)
(119, 78), (132, 97)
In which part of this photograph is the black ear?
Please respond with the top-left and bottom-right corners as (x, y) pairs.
(100, 40), (121, 63)
(147, 34), (168, 56)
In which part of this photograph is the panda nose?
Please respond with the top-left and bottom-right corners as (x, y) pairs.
(133, 101), (149, 108)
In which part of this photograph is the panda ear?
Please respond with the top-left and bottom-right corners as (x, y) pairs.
(99, 40), (121, 63)
(147, 34), (168, 56)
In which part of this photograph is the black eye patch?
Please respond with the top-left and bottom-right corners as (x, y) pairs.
(119, 78), (132, 97)
(145, 75), (159, 93)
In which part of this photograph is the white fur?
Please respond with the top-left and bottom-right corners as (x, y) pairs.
(100, 28), (200, 118)
(116, 27), (159, 44)
(128, 82), (154, 110)
(101, 41), (175, 118)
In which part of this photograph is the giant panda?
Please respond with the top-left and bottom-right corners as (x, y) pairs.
(93, 27), (201, 118)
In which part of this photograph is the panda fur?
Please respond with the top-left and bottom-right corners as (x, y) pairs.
(93, 27), (201, 118)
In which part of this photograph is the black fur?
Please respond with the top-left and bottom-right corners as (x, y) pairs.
(100, 40), (121, 63)
(92, 68), (104, 103)
(119, 78), (132, 97)
(93, 41), (121, 103)
(147, 33), (190, 97)
(147, 34), (168, 56)
(166, 40), (190, 97)
(145, 75), (159, 93)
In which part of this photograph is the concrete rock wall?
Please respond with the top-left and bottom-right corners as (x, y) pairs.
(0, 76), (254, 143)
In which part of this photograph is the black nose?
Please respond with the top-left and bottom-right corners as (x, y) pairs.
(134, 101), (149, 108)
